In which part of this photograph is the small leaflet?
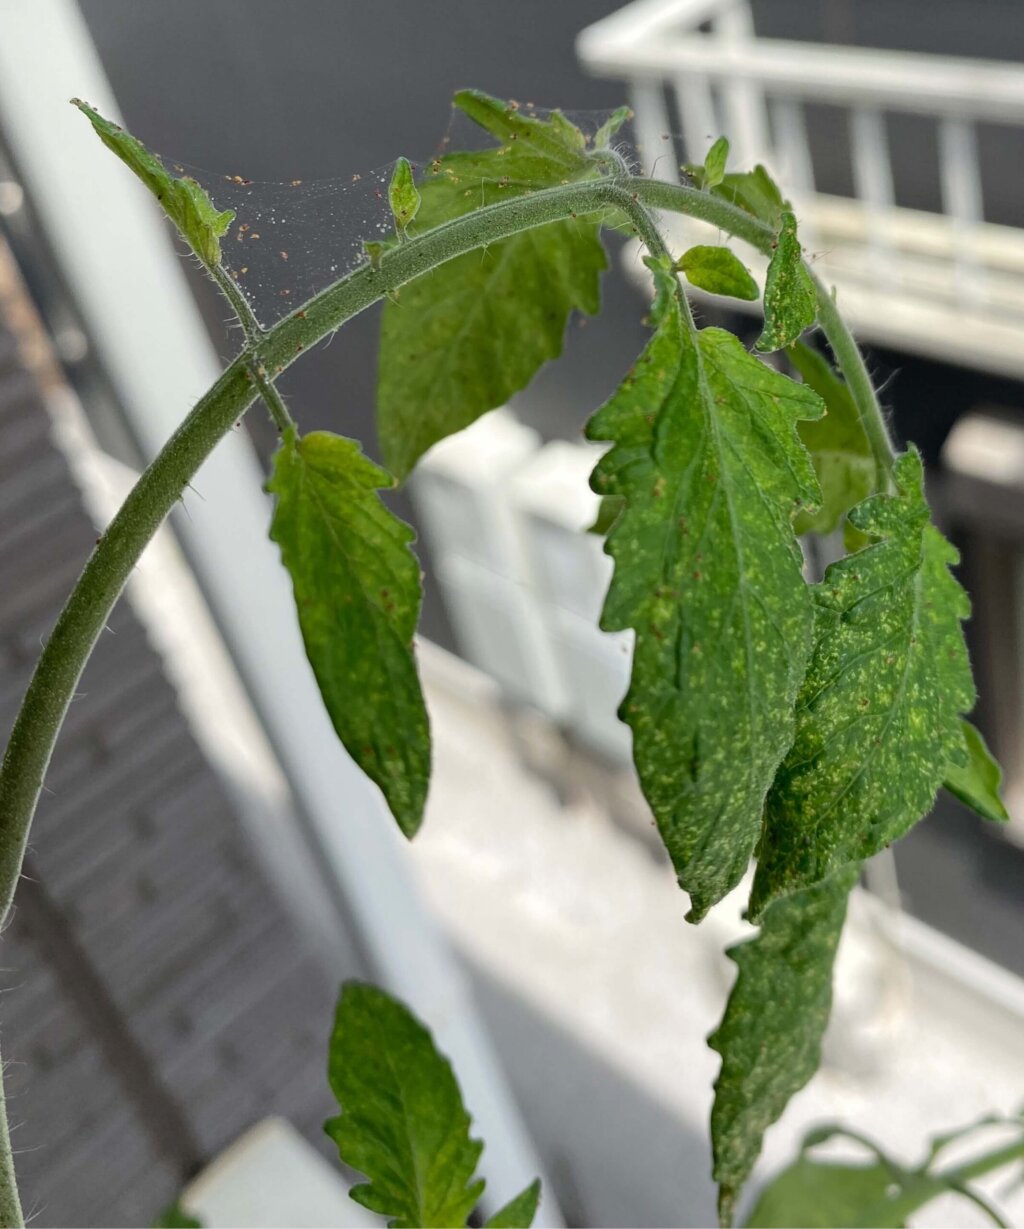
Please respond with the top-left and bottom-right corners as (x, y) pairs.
(756, 210), (817, 352)
(704, 136), (730, 188)
(388, 156), (421, 235)
(73, 99), (234, 268)
(676, 244), (759, 301)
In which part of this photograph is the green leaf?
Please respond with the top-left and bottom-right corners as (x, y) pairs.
(484, 1180), (542, 1228)
(788, 343), (874, 536)
(594, 105), (632, 150)
(389, 156), (421, 234)
(676, 245), (759, 301)
(688, 163), (788, 228)
(704, 136), (730, 188)
(711, 864), (859, 1226)
(73, 99), (233, 268)
(756, 211), (817, 353)
(751, 448), (976, 916)
(152, 1203), (202, 1229)
(377, 90), (607, 479)
(325, 982), (485, 1228)
(944, 719), (1009, 823)
(747, 1117), (1024, 1228)
(268, 429), (430, 837)
(587, 258), (823, 921)
(745, 1153), (904, 1228)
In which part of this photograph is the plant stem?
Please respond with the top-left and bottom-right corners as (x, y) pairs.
(211, 264), (294, 433)
(0, 1071), (20, 1229)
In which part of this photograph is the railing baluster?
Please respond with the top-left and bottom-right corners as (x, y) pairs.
(675, 73), (719, 165)
(712, 0), (770, 167)
(629, 79), (681, 183)
(850, 106), (897, 287)
(939, 116), (986, 305)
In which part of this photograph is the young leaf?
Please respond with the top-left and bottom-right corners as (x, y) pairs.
(484, 1180), (542, 1228)
(152, 1203), (202, 1229)
(676, 245), (759, 301)
(751, 449), (976, 916)
(787, 343), (874, 536)
(377, 90), (607, 479)
(756, 211), (817, 353)
(944, 719), (1009, 823)
(593, 105), (632, 150)
(72, 99), (233, 268)
(710, 864), (859, 1227)
(268, 429), (430, 837)
(389, 156), (421, 234)
(326, 983), (485, 1228)
(587, 258), (823, 921)
(704, 136), (730, 188)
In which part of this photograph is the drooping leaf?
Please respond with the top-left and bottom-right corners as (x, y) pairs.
(756, 211), (817, 352)
(704, 136), (730, 188)
(484, 1180), (542, 1228)
(268, 429), (430, 836)
(788, 343), (874, 535)
(751, 449), (975, 916)
(73, 99), (233, 268)
(594, 105), (633, 150)
(389, 156), (421, 234)
(944, 719), (1009, 823)
(688, 163), (788, 228)
(587, 257), (823, 921)
(676, 245), (759, 301)
(325, 983), (485, 1228)
(377, 90), (608, 479)
(710, 864), (859, 1227)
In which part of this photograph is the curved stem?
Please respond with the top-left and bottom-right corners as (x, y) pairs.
(0, 1070), (21, 1229)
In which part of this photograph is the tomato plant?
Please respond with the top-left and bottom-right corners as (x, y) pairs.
(0, 90), (1016, 1227)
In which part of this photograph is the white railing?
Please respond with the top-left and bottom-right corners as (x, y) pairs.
(578, 0), (1024, 380)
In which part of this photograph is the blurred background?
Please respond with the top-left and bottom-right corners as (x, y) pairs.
(1, 0), (1023, 1224)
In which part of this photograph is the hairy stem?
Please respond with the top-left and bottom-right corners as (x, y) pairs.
(212, 264), (295, 433)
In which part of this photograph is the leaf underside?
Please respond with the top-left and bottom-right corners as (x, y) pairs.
(326, 983), (485, 1229)
(678, 245), (759, 301)
(587, 257), (823, 921)
(750, 448), (975, 916)
(377, 89), (609, 479)
(268, 429), (430, 836)
(711, 863), (859, 1227)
